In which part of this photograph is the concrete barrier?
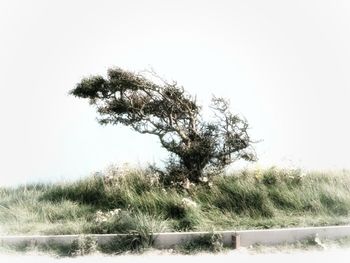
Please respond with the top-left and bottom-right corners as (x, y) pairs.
(152, 225), (350, 248)
(2, 225), (350, 249)
(236, 225), (350, 246)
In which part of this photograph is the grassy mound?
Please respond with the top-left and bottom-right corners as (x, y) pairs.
(1, 166), (350, 236)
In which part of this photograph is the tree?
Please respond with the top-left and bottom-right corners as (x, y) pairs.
(70, 67), (256, 183)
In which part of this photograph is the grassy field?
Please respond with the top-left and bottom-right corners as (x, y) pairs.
(1, 165), (350, 237)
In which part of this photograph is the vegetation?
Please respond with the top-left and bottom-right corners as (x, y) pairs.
(70, 68), (256, 183)
(3, 234), (350, 256)
(176, 232), (224, 254)
(1, 166), (350, 239)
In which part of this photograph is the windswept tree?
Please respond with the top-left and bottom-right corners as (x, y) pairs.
(70, 68), (256, 183)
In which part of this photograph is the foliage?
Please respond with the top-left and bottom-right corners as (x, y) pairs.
(177, 232), (224, 253)
(70, 68), (256, 183)
(99, 233), (152, 254)
(69, 235), (98, 256)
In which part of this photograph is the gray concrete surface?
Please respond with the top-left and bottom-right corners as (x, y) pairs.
(2, 225), (350, 249)
(152, 225), (350, 248)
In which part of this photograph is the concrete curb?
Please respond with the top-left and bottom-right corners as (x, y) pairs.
(153, 225), (350, 248)
(1, 225), (350, 249)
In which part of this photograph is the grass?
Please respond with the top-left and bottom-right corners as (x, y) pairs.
(0, 232), (224, 256)
(0, 236), (98, 257)
(3, 234), (350, 257)
(1, 165), (350, 239)
(175, 232), (225, 254)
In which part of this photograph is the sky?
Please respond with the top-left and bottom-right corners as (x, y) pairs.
(0, 0), (349, 186)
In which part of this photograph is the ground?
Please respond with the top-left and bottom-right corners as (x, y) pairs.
(1, 246), (350, 263)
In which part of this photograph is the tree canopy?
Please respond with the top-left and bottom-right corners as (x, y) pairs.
(70, 67), (256, 184)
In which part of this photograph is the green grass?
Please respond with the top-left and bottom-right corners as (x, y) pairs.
(175, 232), (225, 254)
(0, 233), (224, 256)
(3, 234), (350, 257)
(1, 166), (350, 238)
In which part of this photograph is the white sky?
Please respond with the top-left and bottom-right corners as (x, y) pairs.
(0, 0), (350, 186)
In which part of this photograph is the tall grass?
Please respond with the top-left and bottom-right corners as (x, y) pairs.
(1, 166), (350, 236)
